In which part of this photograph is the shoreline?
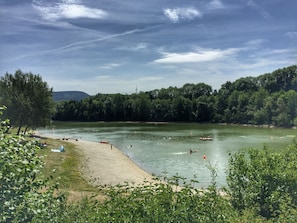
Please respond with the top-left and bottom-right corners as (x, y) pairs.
(49, 136), (155, 186)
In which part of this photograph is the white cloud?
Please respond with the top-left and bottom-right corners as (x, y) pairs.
(163, 7), (202, 23)
(250, 48), (293, 59)
(241, 0), (272, 19)
(243, 39), (266, 50)
(62, 0), (81, 4)
(154, 47), (240, 63)
(32, 0), (107, 21)
(115, 42), (150, 52)
(136, 76), (164, 82)
(245, 39), (266, 46)
(95, 75), (111, 79)
(207, 0), (224, 10)
(286, 31), (297, 39)
(135, 43), (148, 50)
(99, 63), (121, 69)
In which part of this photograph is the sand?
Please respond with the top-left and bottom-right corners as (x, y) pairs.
(68, 139), (155, 186)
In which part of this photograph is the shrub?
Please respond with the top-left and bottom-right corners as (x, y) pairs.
(227, 146), (297, 220)
(61, 173), (237, 222)
(0, 106), (66, 222)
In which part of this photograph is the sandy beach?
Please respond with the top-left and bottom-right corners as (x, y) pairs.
(69, 139), (155, 186)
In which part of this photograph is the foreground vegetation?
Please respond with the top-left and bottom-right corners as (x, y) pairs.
(2, 108), (297, 222)
(54, 65), (297, 127)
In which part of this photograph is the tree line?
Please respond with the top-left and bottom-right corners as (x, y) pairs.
(1, 65), (296, 131)
(53, 65), (297, 127)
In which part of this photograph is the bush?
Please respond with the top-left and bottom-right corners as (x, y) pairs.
(0, 106), (66, 222)
(227, 146), (297, 220)
(61, 176), (236, 223)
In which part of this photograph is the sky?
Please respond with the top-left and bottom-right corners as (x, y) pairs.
(0, 0), (296, 95)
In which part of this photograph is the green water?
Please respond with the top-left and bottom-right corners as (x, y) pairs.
(39, 122), (296, 187)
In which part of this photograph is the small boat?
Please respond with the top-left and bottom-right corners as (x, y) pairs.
(199, 137), (213, 141)
(100, 140), (109, 144)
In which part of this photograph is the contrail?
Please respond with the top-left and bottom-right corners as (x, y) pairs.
(47, 28), (147, 54)
(240, 0), (272, 20)
(6, 25), (160, 62)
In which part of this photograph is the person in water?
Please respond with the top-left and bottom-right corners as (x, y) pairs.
(189, 149), (198, 154)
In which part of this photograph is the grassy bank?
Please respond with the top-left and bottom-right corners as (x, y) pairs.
(36, 137), (101, 201)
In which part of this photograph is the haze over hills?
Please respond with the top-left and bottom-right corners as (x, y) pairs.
(53, 91), (90, 102)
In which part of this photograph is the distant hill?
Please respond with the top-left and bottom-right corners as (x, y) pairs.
(53, 91), (90, 101)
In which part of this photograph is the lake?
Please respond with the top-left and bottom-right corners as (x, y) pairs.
(38, 122), (296, 188)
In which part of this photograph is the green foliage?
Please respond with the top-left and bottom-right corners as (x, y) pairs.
(0, 106), (66, 222)
(60, 175), (236, 223)
(53, 65), (297, 127)
(227, 146), (297, 220)
(0, 70), (54, 134)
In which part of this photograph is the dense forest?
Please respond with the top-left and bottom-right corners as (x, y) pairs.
(53, 65), (297, 127)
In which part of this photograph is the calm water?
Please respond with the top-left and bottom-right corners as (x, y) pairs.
(38, 122), (296, 187)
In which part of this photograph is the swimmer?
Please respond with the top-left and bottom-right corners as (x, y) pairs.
(189, 149), (198, 154)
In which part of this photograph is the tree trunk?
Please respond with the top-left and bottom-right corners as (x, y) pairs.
(17, 126), (22, 135)
(24, 126), (29, 135)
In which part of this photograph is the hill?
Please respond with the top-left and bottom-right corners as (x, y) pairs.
(53, 91), (90, 101)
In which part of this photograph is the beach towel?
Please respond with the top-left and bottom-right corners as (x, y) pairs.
(51, 145), (65, 152)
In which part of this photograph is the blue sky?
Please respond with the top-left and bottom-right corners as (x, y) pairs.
(1, 0), (296, 95)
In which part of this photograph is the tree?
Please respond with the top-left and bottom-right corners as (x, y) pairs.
(135, 92), (151, 121)
(181, 83), (212, 100)
(0, 70), (54, 134)
(233, 76), (259, 92)
(113, 94), (125, 121)
(172, 96), (192, 121)
(193, 95), (214, 122)
(258, 65), (297, 93)
(213, 81), (233, 122)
